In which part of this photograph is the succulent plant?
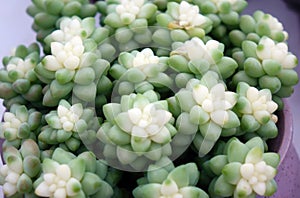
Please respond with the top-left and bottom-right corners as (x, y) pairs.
(0, 140), (41, 197)
(43, 16), (110, 53)
(229, 10), (289, 48)
(27, 0), (98, 46)
(234, 82), (279, 139)
(38, 99), (98, 152)
(34, 16), (112, 107)
(100, 0), (157, 27)
(205, 137), (279, 197)
(154, 1), (212, 45)
(95, 0), (158, 57)
(34, 147), (114, 198)
(0, 104), (42, 149)
(156, 1), (211, 38)
(110, 48), (172, 95)
(0, 0), (299, 197)
(97, 90), (177, 171)
(169, 37), (238, 84)
(175, 71), (240, 156)
(0, 43), (43, 109)
(230, 36), (299, 109)
(133, 159), (208, 198)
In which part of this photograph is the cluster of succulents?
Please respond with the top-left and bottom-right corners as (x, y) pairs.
(0, 44), (43, 109)
(27, 0), (98, 47)
(229, 36), (298, 110)
(0, 0), (299, 197)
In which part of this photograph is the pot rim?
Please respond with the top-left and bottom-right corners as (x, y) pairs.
(268, 99), (293, 165)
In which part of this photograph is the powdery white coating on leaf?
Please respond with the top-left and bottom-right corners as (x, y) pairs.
(2, 112), (22, 130)
(245, 86), (278, 123)
(262, 14), (284, 32)
(52, 18), (84, 42)
(132, 48), (160, 68)
(57, 103), (83, 132)
(3, 183), (18, 197)
(127, 103), (172, 142)
(44, 36), (86, 71)
(177, 1), (207, 29)
(256, 37), (298, 69)
(116, 0), (145, 24)
(235, 178), (252, 196)
(192, 83), (237, 127)
(160, 179), (179, 196)
(257, 13), (288, 40)
(0, 165), (21, 197)
(35, 164), (80, 198)
(6, 58), (35, 78)
(156, 178), (193, 198)
(236, 149), (276, 196)
(0, 110), (28, 140)
(172, 38), (220, 64)
(192, 84), (209, 105)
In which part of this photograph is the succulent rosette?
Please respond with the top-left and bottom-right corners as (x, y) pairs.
(0, 104), (42, 149)
(169, 37), (238, 87)
(110, 48), (172, 95)
(0, 140), (41, 197)
(38, 99), (98, 152)
(96, 0), (158, 55)
(34, 148), (114, 198)
(133, 160), (209, 198)
(229, 10), (289, 48)
(175, 71), (240, 156)
(204, 137), (279, 197)
(27, 0), (98, 45)
(0, 43), (43, 108)
(99, 0), (157, 28)
(231, 36), (298, 109)
(154, 1), (212, 45)
(43, 16), (110, 53)
(35, 17), (112, 107)
(96, 90), (179, 171)
(234, 82), (279, 139)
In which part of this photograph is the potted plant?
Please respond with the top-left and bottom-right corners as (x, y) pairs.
(0, 0), (298, 197)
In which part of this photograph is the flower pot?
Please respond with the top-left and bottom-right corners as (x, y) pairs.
(0, 1), (299, 197)
(266, 100), (300, 197)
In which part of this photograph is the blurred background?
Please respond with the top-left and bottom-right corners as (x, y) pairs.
(0, 1), (299, 196)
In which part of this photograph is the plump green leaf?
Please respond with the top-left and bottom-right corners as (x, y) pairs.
(209, 155), (228, 175)
(227, 139), (249, 163)
(222, 162), (242, 185)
